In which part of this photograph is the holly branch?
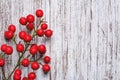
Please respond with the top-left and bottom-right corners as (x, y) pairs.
(0, 9), (53, 80)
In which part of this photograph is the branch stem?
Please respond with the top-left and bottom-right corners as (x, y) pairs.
(2, 67), (6, 80)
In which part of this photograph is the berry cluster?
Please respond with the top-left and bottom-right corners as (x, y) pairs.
(0, 9), (53, 80)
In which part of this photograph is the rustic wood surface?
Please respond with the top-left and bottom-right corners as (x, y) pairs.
(0, 0), (120, 80)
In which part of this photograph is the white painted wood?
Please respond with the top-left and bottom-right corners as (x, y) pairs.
(0, 0), (120, 80)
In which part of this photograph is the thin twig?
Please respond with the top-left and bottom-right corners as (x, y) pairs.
(30, 56), (41, 62)
(12, 34), (17, 45)
(2, 67), (6, 80)
(1, 54), (5, 58)
(39, 62), (43, 66)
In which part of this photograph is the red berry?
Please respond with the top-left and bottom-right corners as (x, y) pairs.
(21, 58), (30, 67)
(4, 31), (14, 39)
(8, 24), (16, 33)
(41, 23), (48, 30)
(38, 44), (46, 54)
(26, 14), (35, 23)
(31, 62), (40, 70)
(19, 17), (27, 25)
(36, 9), (44, 17)
(42, 64), (50, 73)
(5, 46), (13, 55)
(31, 44), (37, 48)
(45, 29), (53, 37)
(14, 68), (22, 75)
(19, 31), (27, 39)
(16, 44), (24, 52)
(29, 45), (37, 55)
(1, 44), (7, 52)
(36, 29), (44, 37)
(28, 72), (36, 79)
(28, 79), (34, 80)
(24, 34), (32, 42)
(22, 77), (28, 80)
(13, 74), (21, 80)
(26, 23), (34, 30)
(0, 58), (5, 67)
(44, 56), (51, 63)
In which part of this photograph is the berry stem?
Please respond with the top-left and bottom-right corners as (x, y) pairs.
(30, 56), (41, 62)
(2, 67), (6, 80)
(12, 34), (17, 45)
(12, 39), (17, 45)
(39, 62), (43, 66)
(26, 54), (31, 58)
(1, 54), (5, 58)
(12, 35), (21, 58)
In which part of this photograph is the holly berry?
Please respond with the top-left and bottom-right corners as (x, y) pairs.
(31, 62), (40, 70)
(5, 46), (13, 55)
(36, 9), (43, 17)
(22, 77), (28, 80)
(44, 56), (51, 63)
(26, 23), (34, 30)
(28, 79), (34, 80)
(29, 45), (38, 55)
(45, 29), (53, 37)
(8, 24), (16, 33)
(13, 74), (21, 80)
(14, 68), (22, 75)
(36, 29), (44, 37)
(21, 58), (30, 67)
(19, 17), (27, 25)
(31, 44), (37, 48)
(26, 14), (35, 23)
(16, 44), (24, 52)
(14, 69), (22, 80)
(41, 23), (48, 30)
(24, 34), (32, 42)
(42, 64), (50, 73)
(0, 58), (5, 67)
(4, 31), (14, 39)
(38, 44), (46, 54)
(1, 44), (7, 52)
(28, 72), (36, 79)
(19, 31), (27, 39)
(29, 79), (34, 80)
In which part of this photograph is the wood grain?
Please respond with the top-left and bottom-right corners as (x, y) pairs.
(0, 0), (120, 80)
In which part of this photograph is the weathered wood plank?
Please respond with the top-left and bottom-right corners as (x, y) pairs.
(0, 0), (120, 80)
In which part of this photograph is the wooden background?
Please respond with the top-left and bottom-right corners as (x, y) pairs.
(0, 0), (120, 80)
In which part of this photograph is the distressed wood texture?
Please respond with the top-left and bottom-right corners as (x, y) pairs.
(0, 0), (120, 80)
